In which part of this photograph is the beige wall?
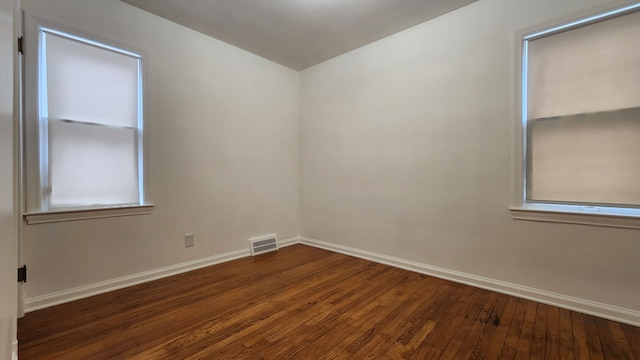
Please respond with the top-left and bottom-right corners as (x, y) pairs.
(0, 0), (16, 358)
(300, 0), (640, 312)
(21, 0), (300, 299)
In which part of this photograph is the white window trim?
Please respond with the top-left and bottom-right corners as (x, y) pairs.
(510, 2), (640, 229)
(21, 14), (153, 223)
(24, 204), (154, 225)
(510, 205), (640, 230)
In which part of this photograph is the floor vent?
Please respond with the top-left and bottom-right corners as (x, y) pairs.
(249, 234), (278, 256)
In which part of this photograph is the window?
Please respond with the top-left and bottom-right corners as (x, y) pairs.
(23, 22), (151, 223)
(512, 3), (640, 227)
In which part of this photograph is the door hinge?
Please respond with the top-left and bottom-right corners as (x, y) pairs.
(18, 265), (27, 283)
(17, 37), (24, 54)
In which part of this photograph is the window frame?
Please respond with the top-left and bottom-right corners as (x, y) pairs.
(510, 2), (640, 229)
(22, 15), (152, 224)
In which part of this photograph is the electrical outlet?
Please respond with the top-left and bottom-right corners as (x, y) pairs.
(185, 234), (194, 248)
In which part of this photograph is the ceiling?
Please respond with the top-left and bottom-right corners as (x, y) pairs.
(120, 0), (478, 71)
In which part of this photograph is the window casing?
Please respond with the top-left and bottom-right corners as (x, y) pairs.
(512, 3), (640, 227)
(23, 19), (151, 223)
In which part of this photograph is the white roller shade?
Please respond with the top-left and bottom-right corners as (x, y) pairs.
(46, 33), (139, 127)
(526, 9), (640, 206)
(527, 11), (640, 120)
(42, 30), (142, 208)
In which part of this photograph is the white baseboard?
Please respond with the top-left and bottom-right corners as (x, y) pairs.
(24, 235), (640, 327)
(278, 236), (299, 248)
(300, 237), (640, 327)
(26, 236), (299, 312)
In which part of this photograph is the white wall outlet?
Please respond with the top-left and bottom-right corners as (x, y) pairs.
(185, 234), (194, 248)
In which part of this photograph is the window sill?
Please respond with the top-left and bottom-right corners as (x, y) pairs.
(24, 204), (154, 225)
(509, 204), (640, 229)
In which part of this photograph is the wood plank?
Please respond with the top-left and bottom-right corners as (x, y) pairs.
(137, 258), (387, 359)
(452, 293), (504, 359)
(459, 292), (511, 359)
(514, 301), (538, 360)
(349, 276), (453, 359)
(531, 303), (549, 359)
(480, 294), (519, 359)
(409, 285), (485, 358)
(584, 314), (606, 360)
(545, 305), (560, 359)
(558, 307), (575, 360)
(334, 275), (418, 355)
(439, 290), (501, 358)
(572, 311), (591, 360)
(262, 267), (410, 359)
(621, 323), (640, 360)
(17, 244), (640, 359)
(594, 317), (622, 360)
(498, 297), (529, 359)
(379, 320), (437, 359)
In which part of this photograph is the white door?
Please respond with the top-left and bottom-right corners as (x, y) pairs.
(0, 1), (18, 359)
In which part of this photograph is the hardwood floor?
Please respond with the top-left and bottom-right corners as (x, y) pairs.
(18, 244), (640, 359)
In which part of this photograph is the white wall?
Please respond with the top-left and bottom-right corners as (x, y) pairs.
(0, 0), (17, 358)
(300, 0), (640, 318)
(21, 0), (300, 300)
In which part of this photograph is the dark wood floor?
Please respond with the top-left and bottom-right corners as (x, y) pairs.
(19, 244), (640, 359)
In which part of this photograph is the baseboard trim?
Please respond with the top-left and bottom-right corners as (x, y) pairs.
(24, 236), (640, 327)
(12, 340), (18, 360)
(278, 236), (299, 248)
(26, 236), (299, 312)
(300, 237), (640, 327)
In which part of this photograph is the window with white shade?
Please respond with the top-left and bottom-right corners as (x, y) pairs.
(520, 4), (640, 218)
(23, 23), (150, 222)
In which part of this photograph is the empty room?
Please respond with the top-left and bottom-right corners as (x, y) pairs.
(1, 0), (639, 359)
